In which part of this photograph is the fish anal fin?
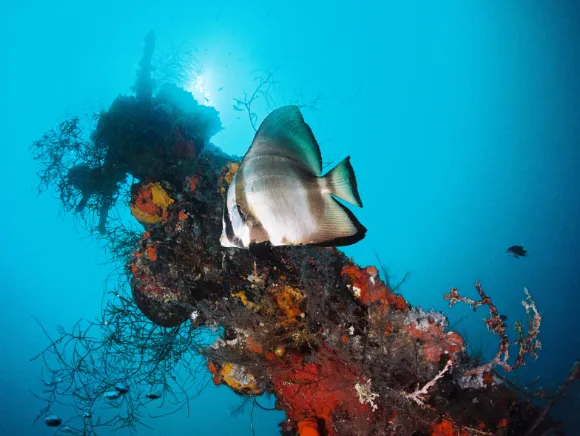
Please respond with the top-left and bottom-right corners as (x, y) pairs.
(323, 156), (363, 207)
(249, 105), (322, 176)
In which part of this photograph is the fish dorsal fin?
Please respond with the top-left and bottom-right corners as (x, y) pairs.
(248, 105), (322, 176)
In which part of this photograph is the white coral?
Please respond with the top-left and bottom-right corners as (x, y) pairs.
(355, 379), (379, 411)
(404, 307), (448, 331)
(227, 363), (256, 387)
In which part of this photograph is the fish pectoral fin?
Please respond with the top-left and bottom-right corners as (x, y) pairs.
(249, 241), (275, 261)
(312, 197), (367, 247)
(323, 156), (363, 207)
(248, 242), (290, 273)
(249, 105), (323, 176)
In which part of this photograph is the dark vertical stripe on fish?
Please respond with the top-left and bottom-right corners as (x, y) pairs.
(223, 198), (243, 247)
(223, 200), (235, 241)
(308, 175), (326, 237)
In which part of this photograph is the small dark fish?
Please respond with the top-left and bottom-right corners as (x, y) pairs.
(45, 415), (62, 427)
(114, 383), (129, 394)
(218, 87), (224, 91)
(507, 245), (527, 259)
(104, 390), (121, 400)
(500, 315), (508, 321)
(146, 393), (161, 400)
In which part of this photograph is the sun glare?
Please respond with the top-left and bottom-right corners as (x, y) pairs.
(185, 73), (213, 106)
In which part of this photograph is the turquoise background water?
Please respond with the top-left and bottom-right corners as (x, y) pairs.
(1, 1), (579, 434)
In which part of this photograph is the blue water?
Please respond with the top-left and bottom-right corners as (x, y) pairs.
(1, 1), (579, 434)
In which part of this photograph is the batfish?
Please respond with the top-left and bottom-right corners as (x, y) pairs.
(220, 105), (366, 251)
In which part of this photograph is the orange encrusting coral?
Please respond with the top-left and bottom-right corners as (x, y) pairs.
(186, 176), (199, 192)
(497, 418), (510, 428)
(130, 246), (165, 296)
(231, 290), (249, 306)
(405, 324), (464, 362)
(482, 371), (494, 385)
(218, 162), (239, 193)
(297, 418), (320, 436)
(341, 263), (409, 311)
(207, 362), (221, 385)
(217, 362), (264, 395)
(431, 420), (454, 436)
(130, 182), (175, 225)
(270, 346), (374, 436)
(133, 186), (160, 215)
(245, 336), (264, 354)
(223, 162), (238, 184)
(145, 244), (157, 262)
(430, 419), (469, 436)
(272, 286), (304, 324)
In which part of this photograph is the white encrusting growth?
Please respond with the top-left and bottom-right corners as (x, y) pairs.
(355, 379), (379, 411)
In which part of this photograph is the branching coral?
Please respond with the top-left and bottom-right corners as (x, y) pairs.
(444, 282), (541, 376)
(405, 359), (453, 406)
(31, 116), (104, 212)
(30, 285), (212, 435)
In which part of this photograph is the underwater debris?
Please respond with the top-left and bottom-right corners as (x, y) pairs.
(30, 35), (569, 436)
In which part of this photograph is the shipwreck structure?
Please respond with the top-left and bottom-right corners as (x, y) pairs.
(31, 33), (576, 436)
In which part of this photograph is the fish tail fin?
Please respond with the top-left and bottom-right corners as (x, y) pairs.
(324, 156), (363, 207)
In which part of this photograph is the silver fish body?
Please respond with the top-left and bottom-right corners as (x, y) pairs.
(220, 105), (366, 249)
